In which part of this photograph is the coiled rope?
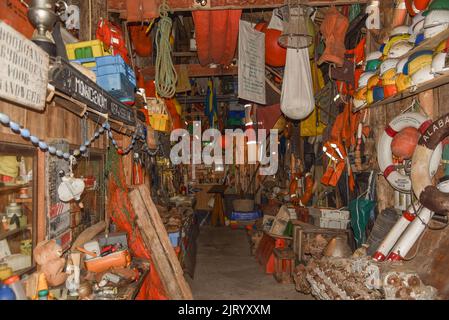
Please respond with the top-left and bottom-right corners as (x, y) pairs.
(155, 1), (177, 98)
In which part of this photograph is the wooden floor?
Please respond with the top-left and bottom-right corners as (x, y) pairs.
(188, 226), (313, 300)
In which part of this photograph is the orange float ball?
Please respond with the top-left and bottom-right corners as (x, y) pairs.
(391, 127), (421, 159)
(255, 22), (286, 67)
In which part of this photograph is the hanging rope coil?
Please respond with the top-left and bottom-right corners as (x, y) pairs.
(155, 1), (177, 98)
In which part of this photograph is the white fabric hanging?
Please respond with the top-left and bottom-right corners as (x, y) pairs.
(280, 47), (315, 120)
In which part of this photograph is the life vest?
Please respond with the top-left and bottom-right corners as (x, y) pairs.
(289, 172), (314, 206)
(321, 140), (355, 191)
(96, 18), (129, 63)
(129, 25), (152, 57)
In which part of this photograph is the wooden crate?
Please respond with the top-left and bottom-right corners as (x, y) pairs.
(292, 220), (349, 263)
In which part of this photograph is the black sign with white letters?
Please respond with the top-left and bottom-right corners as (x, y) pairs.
(48, 57), (135, 126)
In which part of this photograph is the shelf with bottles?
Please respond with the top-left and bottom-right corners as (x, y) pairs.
(0, 143), (37, 279)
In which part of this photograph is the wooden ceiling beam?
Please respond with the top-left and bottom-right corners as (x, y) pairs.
(108, 0), (367, 17)
(142, 64), (237, 80)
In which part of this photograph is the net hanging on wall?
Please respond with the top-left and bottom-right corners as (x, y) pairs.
(278, 0), (313, 49)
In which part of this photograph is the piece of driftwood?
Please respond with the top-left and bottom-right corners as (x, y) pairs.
(70, 221), (106, 251)
(129, 185), (193, 300)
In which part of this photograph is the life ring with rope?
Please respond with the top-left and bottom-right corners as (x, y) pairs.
(411, 113), (449, 215)
(377, 112), (442, 192)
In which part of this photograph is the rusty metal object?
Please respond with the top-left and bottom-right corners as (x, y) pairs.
(323, 236), (352, 258)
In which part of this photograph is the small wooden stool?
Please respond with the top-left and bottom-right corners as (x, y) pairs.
(273, 247), (295, 284)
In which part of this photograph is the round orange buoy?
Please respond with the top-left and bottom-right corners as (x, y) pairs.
(255, 22), (286, 67)
(391, 127), (421, 159)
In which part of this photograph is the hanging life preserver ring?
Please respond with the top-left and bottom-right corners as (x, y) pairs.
(378, 112), (442, 192)
(412, 113), (449, 215)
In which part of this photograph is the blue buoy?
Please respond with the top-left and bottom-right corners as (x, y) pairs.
(63, 153), (70, 160)
(56, 150), (63, 157)
(48, 146), (56, 155)
(38, 141), (48, 150)
(9, 121), (20, 132)
(30, 136), (39, 145)
(20, 128), (31, 139)
(0, 113), (10, 126)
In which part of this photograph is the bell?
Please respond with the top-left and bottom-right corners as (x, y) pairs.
(278, 2), (313, 49)
(323, 236), (352, 258)
(27, 0), (58, 56)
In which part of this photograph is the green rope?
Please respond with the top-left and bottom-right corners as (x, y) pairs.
(155, 1), (177, 98)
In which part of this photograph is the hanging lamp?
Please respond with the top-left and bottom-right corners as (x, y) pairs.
(277, 0), (313, 49)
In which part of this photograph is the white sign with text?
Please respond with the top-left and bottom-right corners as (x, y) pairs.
(0, 20), (49, 110)
(238, 20), (266, 105)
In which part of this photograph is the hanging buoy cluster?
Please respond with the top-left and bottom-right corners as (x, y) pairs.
(0, 112), (159, 161)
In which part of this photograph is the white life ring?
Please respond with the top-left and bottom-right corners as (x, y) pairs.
(377, 112), (442, 193)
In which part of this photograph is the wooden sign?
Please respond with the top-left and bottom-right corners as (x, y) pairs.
(0, 20), (49, 110)
(49, 57), (136, 126)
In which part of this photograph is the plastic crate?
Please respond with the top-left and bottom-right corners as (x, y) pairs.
(96, 73), (135, 104)
(71, 57), (97, 70)
(228, 110), (245, 118)
(149, 113), (170, 132)
(168, 232), (180, 247)
(231, 210), (262, 221)
(66, 40), (110, 60)
(95, 55), (136, 86)
(319, 217), (350, 230)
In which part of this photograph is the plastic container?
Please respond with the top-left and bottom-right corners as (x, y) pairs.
(0, 283), (16, 300)
(66, 40), (110, 60)
(96, 73), (135, 104)
(71, 57), (97, 70)
(4, 275), (27, 300)
(318, 217), (350, 230)
(149, 113), (170, 132)
(231, 210), (262, 221)
(95, 55), (136, 86)
(168, 232), (180, 247)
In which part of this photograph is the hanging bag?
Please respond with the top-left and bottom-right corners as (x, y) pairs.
(280, 48), (315, 120)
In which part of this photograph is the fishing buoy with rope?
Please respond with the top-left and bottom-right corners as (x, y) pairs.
(411, 113), (449, 215)
(377, 112), (442, 192)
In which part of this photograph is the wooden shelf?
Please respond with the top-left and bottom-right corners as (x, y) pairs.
(0, 183), (29, 193)
(354, 72), (449, 112)
(0, 224), (31, 241)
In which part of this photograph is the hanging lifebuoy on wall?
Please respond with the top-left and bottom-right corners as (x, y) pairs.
(377, 112), (442, 192)
(411, 113), (449, 215)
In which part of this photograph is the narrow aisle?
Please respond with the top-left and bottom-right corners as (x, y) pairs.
(189, 226), (313, 300)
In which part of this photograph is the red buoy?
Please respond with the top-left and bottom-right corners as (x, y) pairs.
(391, 127), (420, 159)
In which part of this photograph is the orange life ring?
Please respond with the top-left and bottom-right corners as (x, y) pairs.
(255, 22), (286, 67)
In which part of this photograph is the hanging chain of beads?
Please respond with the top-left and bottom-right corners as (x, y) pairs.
(0, 112), (159, 161)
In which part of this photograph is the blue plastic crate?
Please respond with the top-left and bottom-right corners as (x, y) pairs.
(231, 210), (262, 221)
(228, 110), (245, 118)
(95, 55), (136, 86)
(97, 73), (135, 104)
(168, 232), (180, 247)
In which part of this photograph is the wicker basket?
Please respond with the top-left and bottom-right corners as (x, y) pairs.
(232, 199), (255, 212)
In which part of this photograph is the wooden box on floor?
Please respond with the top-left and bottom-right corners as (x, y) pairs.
(273, 247), (295, 284)
(292, 220), (349, 263)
